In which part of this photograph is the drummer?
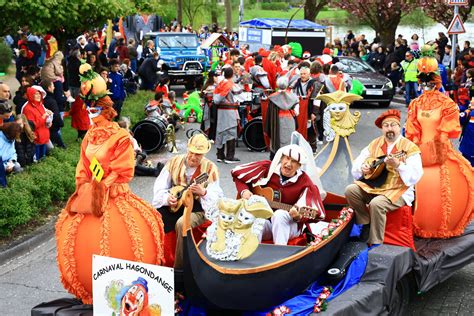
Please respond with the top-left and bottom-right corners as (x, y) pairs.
(231, 144), (325, 245)
(152, 134), (223, 269)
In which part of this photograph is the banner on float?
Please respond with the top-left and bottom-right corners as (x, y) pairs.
(92, 255), (174, 316)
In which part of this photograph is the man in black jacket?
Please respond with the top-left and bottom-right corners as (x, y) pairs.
(138, 52), (160, 90)
(42, 80), (65, 148)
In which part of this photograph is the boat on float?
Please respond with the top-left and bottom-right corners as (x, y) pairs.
(180, 191), (354, 311)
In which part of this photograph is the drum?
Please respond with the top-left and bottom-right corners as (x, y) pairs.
(132, 116), (168, 153)
(242, 117), (267, 152)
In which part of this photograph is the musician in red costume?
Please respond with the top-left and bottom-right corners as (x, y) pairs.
(345, 110), (423, 245)
(231, 144), (325, 245)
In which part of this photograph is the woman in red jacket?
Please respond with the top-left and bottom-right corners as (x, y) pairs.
(22, 86), (52, 160)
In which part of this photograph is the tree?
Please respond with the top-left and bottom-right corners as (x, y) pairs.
(210, 0), (218, 25)
(183, 0), (205, 26)
(332, 0), (418, 46)
(419, 0), (472, 28)
(0, 0), (135, 45)
(224, 0), (232, 31)
(177, 0), (183, 23)
(304, 0), (329, 22)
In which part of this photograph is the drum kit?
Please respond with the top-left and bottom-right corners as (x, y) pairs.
(132, 116), (178, 153)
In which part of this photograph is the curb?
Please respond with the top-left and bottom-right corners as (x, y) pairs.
(0, 215), (57, 266)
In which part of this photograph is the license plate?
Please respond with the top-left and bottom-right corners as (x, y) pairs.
(186, 70), (201, 75)
(365, 90), (383, 96)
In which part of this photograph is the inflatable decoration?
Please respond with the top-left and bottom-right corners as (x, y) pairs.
(405, 50), (474, 238)
(206, 196), (273, 261)
(55, 63), (165, 303)
(314, 91), (362, 195)
(288, 42), (303, 58)
(176, 91), (203, 123)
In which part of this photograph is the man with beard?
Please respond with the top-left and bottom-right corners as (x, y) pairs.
(345, 110), (423, 245)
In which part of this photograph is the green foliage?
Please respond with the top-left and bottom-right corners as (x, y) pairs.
(0, 143), (79, 237)
(401, 8), (436, 27)
(0, 41), (12, 73)
(121, 90), (153, 126)
(260, 2), (290, 11)
(0, 0), (136, 37)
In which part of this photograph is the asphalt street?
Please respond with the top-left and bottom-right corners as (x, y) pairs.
(0, 93), (473, 315)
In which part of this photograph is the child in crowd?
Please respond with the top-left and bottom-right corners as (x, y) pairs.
(68, 96), (90, 140)
(14, 114), (36, 167)
(109, 59), (126, 118)
(0, 122), (23, 174)
(117, 117), (164, 177)
(155, 76), (170, 98)
(120, 59), (138, 95)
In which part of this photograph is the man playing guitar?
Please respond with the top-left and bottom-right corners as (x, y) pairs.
(231, 144), (325, 245)
(153, 134), (223, 269)
(345, 109), (423, 245)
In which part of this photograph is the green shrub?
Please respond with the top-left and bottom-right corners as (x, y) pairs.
(0, 129), (80, 237)
(121, 90), (153, 125)
(0, 41), (11, 73)
(260, 2), (289, 10)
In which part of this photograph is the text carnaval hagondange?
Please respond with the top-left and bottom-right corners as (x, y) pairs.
(93, 263), (173, 293)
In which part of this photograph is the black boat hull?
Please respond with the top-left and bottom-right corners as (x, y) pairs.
(183, 217), (354, 311)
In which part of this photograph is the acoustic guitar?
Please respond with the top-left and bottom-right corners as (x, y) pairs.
(252, 186), (323, 220)
(359, 150), (406, 188)
(169, 173), (209, 212)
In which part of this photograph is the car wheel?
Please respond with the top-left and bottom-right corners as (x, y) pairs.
(379, 101), (391, 107)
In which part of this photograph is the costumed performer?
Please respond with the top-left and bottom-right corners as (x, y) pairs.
(314, 90), (362, 195)
(231, 144), (325, 245)
(345, 110), (423, 245)
(55, 63), (165, 304)
(152, 133), (224, 269)
(405, 50), (474, 238)
(265, 76), (298, 158)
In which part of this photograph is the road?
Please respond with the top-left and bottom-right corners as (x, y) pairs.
(0, 93), (472, 315)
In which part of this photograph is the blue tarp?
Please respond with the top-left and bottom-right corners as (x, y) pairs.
(240, 18), (327, 30)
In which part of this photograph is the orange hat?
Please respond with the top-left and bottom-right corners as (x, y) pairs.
(375, 109), (401, 128)
(322, 48), (331, 55)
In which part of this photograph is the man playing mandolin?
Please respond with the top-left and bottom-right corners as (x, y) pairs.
(153, 133), (223, 269)
(345, 109), (423, 245)
(231, 144), (325, 245)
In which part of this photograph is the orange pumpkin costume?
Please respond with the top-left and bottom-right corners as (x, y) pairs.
(55, 65), (164, 304)
(406, 90), (474, 238)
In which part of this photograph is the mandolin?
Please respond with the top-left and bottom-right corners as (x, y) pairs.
(169, 173), (209, 212)
(358, 150), (406, 188)
(252, 186), (323, 220)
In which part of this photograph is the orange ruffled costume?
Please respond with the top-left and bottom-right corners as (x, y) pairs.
(55, 116), (164, 303)
(406, 90), (474, 238)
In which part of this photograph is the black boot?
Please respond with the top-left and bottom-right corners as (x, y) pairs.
(225, 139), (240, 164)
(217, 146), (225, 163)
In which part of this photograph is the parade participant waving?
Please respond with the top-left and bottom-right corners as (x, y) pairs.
(55, 64), (165, 304)
(153, 133), (223, 269)
(345, 110), (423, 245)
(231, 144), (325, 245)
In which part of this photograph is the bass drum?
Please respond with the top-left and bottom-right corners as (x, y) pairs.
(132, 116), (167, 153)
(242, 117), (267, 152)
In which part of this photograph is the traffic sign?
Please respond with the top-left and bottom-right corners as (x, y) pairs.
(447, 0), (469, 5)
(447, 14), (466, 34)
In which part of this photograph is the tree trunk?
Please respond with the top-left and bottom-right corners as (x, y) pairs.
(378, 24), (397, 47)
(224, 0), (232, 31)
(211, 0), (218, 25)
(177, 0), (183, 23)
(304, 0), (328, 22)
